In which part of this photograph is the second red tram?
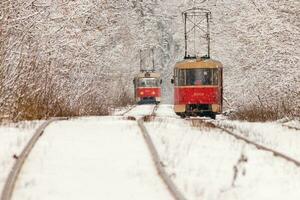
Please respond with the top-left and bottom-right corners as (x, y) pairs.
(172, 58), (223, 119)
(133, 71), (162, 104)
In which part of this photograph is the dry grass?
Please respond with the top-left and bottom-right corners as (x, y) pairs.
(190, 119), (216, 129)
(0, 79), (135, 122)
(0, 55), (135, 122)
(9, 86), (110, 122)
(113, 90), (135, 108)
(0, 81), (135, 122)
(229, 96), (300, 122)
(0, 77), (112, 122)
(126, 116), (136, 121)
(12, 90), (74, 121)
(143, 115), (155, 122)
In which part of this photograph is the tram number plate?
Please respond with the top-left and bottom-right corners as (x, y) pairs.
(194, 93), (204, 96)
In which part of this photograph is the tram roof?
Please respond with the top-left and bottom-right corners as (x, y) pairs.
(175, 58), (223, 69)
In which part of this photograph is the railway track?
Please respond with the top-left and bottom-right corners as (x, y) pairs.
(131, 105), (187, 200)
(278, 119), (300, 131)
(0, 117), (68, 200)
(118, 104), (137, 116)
(2, 105), (185, 200)
(189, 118), (300, 168)
(281, 123), (300, 131)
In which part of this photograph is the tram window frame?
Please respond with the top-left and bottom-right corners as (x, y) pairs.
(174, 69), (177, 85)
(137, 77), (159, 87)
(177, 68), (219, 86)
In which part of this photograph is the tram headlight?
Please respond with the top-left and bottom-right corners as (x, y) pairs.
(212, 104), (220, 112)
(140, 91), (144, 95)
(152, 91), (156, 95)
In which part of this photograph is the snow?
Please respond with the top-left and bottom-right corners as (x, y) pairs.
(283, 119), (300, 129)
(1, 105), (300, 200)
(12, 117), (173, 200)
(110, 105), (134, 116)
(1, 0), (299, 198)
(0, 121), (43, 193)
(1, 0), (299, 117)
(124, 104), (156, 118)
(217, 120), (300, 161)
(145, 105), (300, 200)
(155, 104), (179, 118)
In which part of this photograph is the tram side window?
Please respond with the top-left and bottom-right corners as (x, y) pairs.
(174, 69), (180, 86)
(178, 69), (218, 86)
(214, 69), (219, 85)
(177, 69), (186, 86)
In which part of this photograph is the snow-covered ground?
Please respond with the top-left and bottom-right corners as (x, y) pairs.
(124, 104), (156, 118)
(1, 104), (300, 200)
(0, 121), (43, 193)
(11, 116), (172, 200)
(217, 120), (300, 161)
(146, 105), (300, 200)
(155, 104), (179, 118)
(283, 119), (300, 130)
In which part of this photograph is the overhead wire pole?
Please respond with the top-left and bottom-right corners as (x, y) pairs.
(193, 11), (196, 57)
(152, 48), (155, 72)
(139, 50), (143, 72)
(184, 12), (188, 59)
(182, 7), (212, 60)
(206, 12), (211, 58)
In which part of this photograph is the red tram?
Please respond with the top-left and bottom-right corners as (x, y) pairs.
(171, 8), (223, 119)
(133, 71), (162, 104)
(172, 58), (223, 119)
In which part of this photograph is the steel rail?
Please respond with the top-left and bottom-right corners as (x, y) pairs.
(118, 105), (137, 116)
(136, 105), (187, 200)
(281, 124), (300, 131)
(190, 119), (300, 168)
(150, 104), (159, 116)
(0, 117), (68, 200)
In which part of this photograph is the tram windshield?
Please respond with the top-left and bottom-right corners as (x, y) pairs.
(138, 78), (159, 87)
(176, 68), (218, 86)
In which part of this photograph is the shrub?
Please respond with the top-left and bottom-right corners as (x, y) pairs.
(229, 96), (300, 122)
(112, 90), (134, 108)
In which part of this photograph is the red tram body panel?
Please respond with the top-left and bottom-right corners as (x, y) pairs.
(172, 58), (223, 119)
(134, 72), (162, 104)
(174, 86), (219, 105)
(137, 87), (161, 98)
